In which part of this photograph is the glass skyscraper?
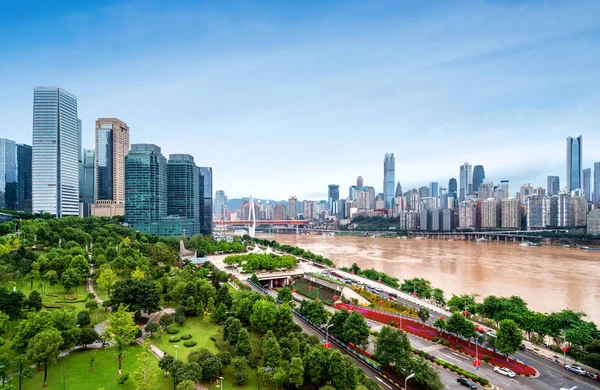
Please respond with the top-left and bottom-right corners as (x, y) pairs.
(0, 139), (18, 211)
(79, 149), (95, 216)
(595, 162), (600, 203)
(32, 87), (80, 217)
(328, 184), (339, 214)
(383, 153), (395, 209)
(199, 167), (213, 235)
(583, 168), (592, 202)
(547, 175), (560, 196)
(167, 154), (200, 237)
(96, 125), (114, 201)
(472, 165), (485, 194)
(124, 144), (167, 235)
(566, 135), (582, 192)
(459, 161), (472, 201)
(17, 144), (32, 213)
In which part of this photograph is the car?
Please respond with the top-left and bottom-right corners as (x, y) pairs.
(519, 343), (526, 351)
(486, 331), (497, 338)
(388, 292), (398, 298)
(565, 364), (587, 376)
(475, 326), (485, 333)
(375, 287), (384, 292)
(494, 366), (516, 378)
(456, 377), (477, 388)
(388, 297), (396, 302)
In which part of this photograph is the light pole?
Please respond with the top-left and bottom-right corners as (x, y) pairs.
(58, 352), (69, 390)
(325, 323), (334, 348)
(563, 329), (567, 365)
(405, 373), (415, 390)
(174, 345), (180, 361)
(476, 337), (479, 378)
(218, 376), (224, 389)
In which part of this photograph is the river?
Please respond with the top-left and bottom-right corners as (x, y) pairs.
(258, 233), (600, 324)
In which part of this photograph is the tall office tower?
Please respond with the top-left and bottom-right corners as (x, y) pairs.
(287, 196), (298, 220)
(542, 196), (558, 227)
(420, 197), (436, 211)
(348, 185), (357, 201)
(125, 144), (167, 235)
(499, 180), (509, 197)
(477, 182), (494, 200)
(16, 143), (32, 213)
(328, 184), (339, 214)
(567, 135), (582, 192)
(533, 187), (546, 196)
(439, 188), (448, 210)
(357, 176), (363, 189)
(337, 199), (346, 219)
(526, 195), (544, 230)
(458, 200), (477, 229)
(167, 154), (200, 237)
(472, 165), (485, 195)
(583, 168), (592, 202)
(459, 161), (472, 200)
(32, 87), (80, 217)
(501, 197), (521, 229)
(418, 186), (430, 199)
(547, 176), (560, 196)
(595, 162), (600, 203)
(481, 198), (501, 229)
(429, 182), (438, 202)
(366, 186), (376, 209)
(409, 191), (420, 212)
(572, 196), (587, 226)
(519, 183), (533, 205)
(79, 149), (95, 217)
(448, 177), (457, 198)
(92, 118), (130, 217)
(199, 167), (213, 235)
(383, 153), (395, 209)
(395, 181), (402, 197)
(557, 193), (572, 227)
(214, 190), (227, 220)
(0, 139), (18, 211)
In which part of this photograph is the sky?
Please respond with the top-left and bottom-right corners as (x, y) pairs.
(1, 0), (599, 201)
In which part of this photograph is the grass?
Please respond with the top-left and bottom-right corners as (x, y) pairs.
(153, 316), (220, 361)
(15, 344), (172, 390)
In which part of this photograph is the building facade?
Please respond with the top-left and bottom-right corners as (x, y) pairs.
(481, 198), (501, 229)
(431, 208), (442, 231)
(328, 184), (339, 214)
(587, 209), (600, 235)
(287, 196), (298, 220)
(558, 193), (572, 227)
(572, 196), (587, 227)
(32, 87), (80, 217)
(167, 154), (200, 236)
(429, 182), (438, 202)
(542, 195), (558, 228)
(442, 209), (454, 231)
(472, 165), (485, 195)
(448, 178), (457, 199)
(0, 139), (18, 211)
(547, 176), (560, 196)
(583, 168), (592, 202)
(357, 176), (363, 189)
(214, 190), (227, 221)
(79, 148), (95, 217)
(383, 153), (395, 209)
(459, 162), (472, 200)
(199, 167), (213, 235)
(501, 197), (521, 229)
(567, 135), (582, 192)
(526, 195), (544, 230)
(595, 162), (600, 203)
(458, 200), (477, 229)
(16, 143), (32, 213)
(477, 182), (494, 200)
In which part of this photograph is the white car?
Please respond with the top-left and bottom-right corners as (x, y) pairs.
(493, 366), (516, 378)
(486, 331), (497, 338)
(565, 364), (587, 376)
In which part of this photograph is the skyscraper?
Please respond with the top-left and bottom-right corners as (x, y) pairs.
(328, 184), (339, 214)
(418, 186), (429, 199)
(32, 87), (80, 217)
(472, 165), (485, 195)
(214, 190), (227, 220)
(557, 193), (572, 227)
(448, 178), (457, 199)
(594, 162), (600, 203)
(526, 195), (544, 230)
(92, 118), (130, 217)
(547, 176), (560, 196)
(583, 168), (592, 202)
(459, 162), (472, 201)
(566, 135), (582, 192)
(383, 153), (395, 209)
(501, 197), (521, 229)
(199, 167), (213, 235)
(357, 176), (363, 189)
(0, 139), (18, 211)
(395, 181), (402, 197)
(79, 149), (95, 217)
(499, 180), (509, 197)
(16, 143), (32, 213)
(167, 154), (200, 236)
(288, 196), (298, 220)
(124, 144), (167, 235)
(429, 182), (438, 202)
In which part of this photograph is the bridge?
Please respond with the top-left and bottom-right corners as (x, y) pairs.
(213, 220), (307, 226)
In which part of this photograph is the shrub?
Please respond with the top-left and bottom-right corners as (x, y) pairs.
(169, 337), (181, 343)
(167, 326), (180, 334)
(180, 334), (192, 340)
(456, 345), (462, 349)
(442, 340), (450, 346)
(434, 359), (489, 385)
(184, 340), (197, 347)
(432, 336), (439, 342)
(482, 355), (490, 362)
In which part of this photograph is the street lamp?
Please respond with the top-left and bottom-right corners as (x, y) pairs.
(174, 345), (180, 360)
(219, 376), (224, 390)
(405, 373), (415, 390)
(325, 323), (334, 348)
(562, 329), (568, 365)
(58, 352), (69, 390)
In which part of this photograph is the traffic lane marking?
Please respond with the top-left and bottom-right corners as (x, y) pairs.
(376, 376), (392, 389)
(526, 358), (600, 390)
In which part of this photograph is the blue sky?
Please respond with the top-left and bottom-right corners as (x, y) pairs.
(2, 0), (599, 200)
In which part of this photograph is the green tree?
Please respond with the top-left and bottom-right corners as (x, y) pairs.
(249, 273), (260, 285)
(13, 355), (34, 390)
(78, 327), (99, 348)
(304, 346), (327, 386)
(297, 300), (328, 324)
(177, 380), (195, 390)
(45, 270), (59, 289)
(0, 288), (25, 320)
(145, 322), (160, 337)
(236, 328), (252, 358)
(400, 277), (433, 298)
(159, 315), (173, 329)
(77, 310), (91, 327)
(216, 286), (233, 308)
(27, 291), (43, 311)
(373, 326), (412, 365)
(289, 357), (304, 388)
(275, 303), (296, 338)
(277, 287), (293, 304)
(343, 311), (370, 348)
(27, 329), (63, 388)
(223, 317), (243, 345)
(111, 278), (161, 319)
(330, 310), (350, 340)
(232, 357), (249, 385)
(85, 300), (99, 313)
(328, 350), (347, 390)
(250, 299), (277, 334)
(200, 356), (222, 381)
(212, 303), (228, 323)
(418, 307), (430, 328)
(433, 317), (446, 333)
(97, 268), (117, 297)
(432, 288), (445, 305)
(447, 294), (478, 314)
(405, 355), (443, 390)
(60, 268), (81, 292)
(261, 331), (282, 370)
(105, 305), (139, 375)
(350, 263), (361, 274)
(496, 319), (523, 360)
(131, 340), (159, 390)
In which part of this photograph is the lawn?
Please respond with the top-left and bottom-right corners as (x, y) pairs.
(153, 316), (220, 361)
(16, 344), (172, 390)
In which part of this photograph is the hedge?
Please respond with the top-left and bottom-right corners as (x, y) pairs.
(167, 326), (180, 334)
(180, 334), (192, 340)
(184, 340), (197, 347)
(169, 337), (181, 343)
(434, 359), (489, 385)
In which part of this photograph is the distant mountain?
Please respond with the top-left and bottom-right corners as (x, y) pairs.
(226, 198), (298, 212)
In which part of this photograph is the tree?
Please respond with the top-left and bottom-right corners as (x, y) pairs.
(200, 356), (222, 381)
(0, 288), (25, 320)
(111, 278), (161, 319)
(46, 270), (58, 289)
(223, 317), (243, 345)
(85, 300), (99, 313)
(447, 294), (478, 314)
(343, 311), (370, 348)
(405, 355), (443, 390)
(350, 263), (361, 274)
(177, 380), (195, 390)
(261, 331), (281, 370)
(304, 346), (327, 386)
(117, 372), (130, 388)
(275, 303), (296, 338)
(249, 273), (260, 285)
(330, 310), (350, 341)
(232, 357), (249, 385)
(60, 268), (81, 291)
(131, 267), (145, 280)
(236, 328), (252, 358)
(297, 300), (328, 325)
(159, 315), (173, 329)
(289, 357), (304, 388)
(216, 351), (232, 368)
(159, 355), (175, 378)
(27, 329), (63, 388)
(328, 350), (347, 390)
(97, 268), (118, 296)
(212, 303), (228, 323)
(250, 299), (277, 334)
(433, 317), (446, 333)
(418, 307), (430, 328)
(132, 340), (159, 390)
(216, 286), (233, 308)
(27, 291), (43, 312)
(277, 287), (293, 304)
(496, 319), (523, 360)
(105, 305), (139, 375)
(373, 326), (412, 366)
(77, 310), (91, 327)
(13, 355), (34, 390)
(145, 322), (160, 337)
(78, 327), (100, 348)
(0, 312), (9, 345)
(432, 288), (445, 305)
(400, 277), (433, 298)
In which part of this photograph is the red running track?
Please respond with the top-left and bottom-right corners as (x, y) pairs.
(333, 303), (536, 376)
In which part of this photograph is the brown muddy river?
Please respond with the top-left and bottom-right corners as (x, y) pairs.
(258, 233), (600, 323)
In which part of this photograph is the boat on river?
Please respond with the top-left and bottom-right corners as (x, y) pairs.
(581, 247), (600, 251)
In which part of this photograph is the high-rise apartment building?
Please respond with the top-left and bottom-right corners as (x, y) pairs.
(431, 208), (442, 231)
(441, 209), (454, 231)
(439, 188), (448, 210)
(419, 210), (430, 231)
(519, 183), (532, 206)
(167, 154), (200, 237)
(328, 184), (339, 214)
(481, 198), (501, 229)
(429, 182), (438, 202)
(459, 162), (472, 201)
(418, 186), (430, 199)
(477, 182), (494, 200)
(199, 167), (213, 235)
(302, 200), (317, 220)
(398, 211), (419, 231)
(458, 200), (477, 229)
(547, 176), (560, 196)
(273, 203), (286, 220)
(587, 209), (600, 235)
(558, 193), (572, 227)
(542, 195), (558, 228)
(501, 197), (521, 229)
(383, 153), (395, 209)
(567, 135), (582, 192)
(472, 165), (485, 195)
(357, 176), (363, 189)
(79, 149), (95, 217)
(583, 168), (592, 202)
(214, 190), (227, 221)
(16, 143), (32, 213)
(595, 162), (600, 203)
(32, 87), (80, 217)
(499, 180), (509, 196)
(572, 196), (587, 227)
(0, 139), (18, 211)
(125, 144), (167, 235)
(287, 196), (298, 220)
(92, 118), (130, 217)
(526, 195), (544, 230)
